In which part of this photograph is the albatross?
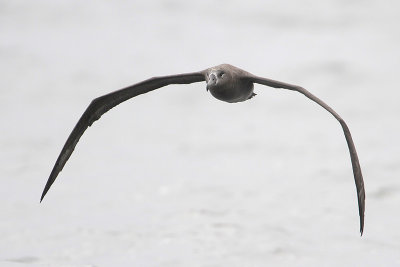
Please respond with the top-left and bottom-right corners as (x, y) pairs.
(40, 64), (365, 235)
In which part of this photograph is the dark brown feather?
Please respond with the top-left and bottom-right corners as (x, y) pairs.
(247, 75), (365, 235)
(40, 72), (205, 201)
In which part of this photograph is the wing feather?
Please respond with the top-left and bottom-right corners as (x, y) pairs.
(40, 72), (205, 201)
(248, 75), (365, 235)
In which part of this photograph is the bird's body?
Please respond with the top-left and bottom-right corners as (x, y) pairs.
(40, 63), (365, 235)
(206, 64), (255, 102)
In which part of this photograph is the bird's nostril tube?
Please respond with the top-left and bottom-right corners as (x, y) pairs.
(208, 73), (217, 85)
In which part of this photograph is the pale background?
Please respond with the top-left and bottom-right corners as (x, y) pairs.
(1, 0), (399, 266)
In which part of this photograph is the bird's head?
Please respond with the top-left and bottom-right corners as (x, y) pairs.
(206, 67), (230, 92)
(205, 64), (254, 103)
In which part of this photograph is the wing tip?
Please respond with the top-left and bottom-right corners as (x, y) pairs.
(40, 188), (48, 203)
(359, 206), (364, 236)
(40, 177), (54, 203)
(360, 213), (364, 236)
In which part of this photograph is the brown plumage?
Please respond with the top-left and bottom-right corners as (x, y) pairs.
(40, 64), (365, 235)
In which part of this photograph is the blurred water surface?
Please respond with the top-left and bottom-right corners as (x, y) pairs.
(1, 0), (400, 266)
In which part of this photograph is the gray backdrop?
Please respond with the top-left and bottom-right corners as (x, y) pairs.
(1, 0), (399, 266)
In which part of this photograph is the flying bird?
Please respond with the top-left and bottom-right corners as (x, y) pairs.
(40, 64), (365, 235)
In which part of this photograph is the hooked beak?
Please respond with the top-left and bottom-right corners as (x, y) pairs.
(206, 73), (217, 91)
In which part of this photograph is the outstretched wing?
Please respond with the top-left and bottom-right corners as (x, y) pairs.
(40, 72), (205, 202)
(248, 75), (365, 235)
